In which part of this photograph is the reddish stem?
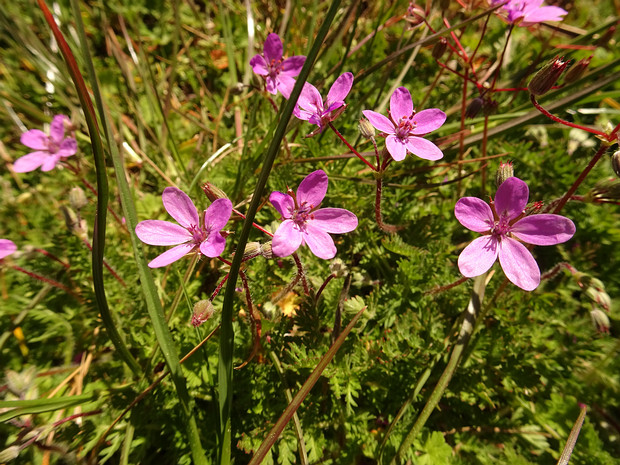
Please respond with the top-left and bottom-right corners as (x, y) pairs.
(11, 265), (84, 303)
(315, 273), (336, 303)
(34, 248), (70, 269)
(291, 252), (310, 295)
(328, 123), (376, 171)
(232, 208), (274, 237)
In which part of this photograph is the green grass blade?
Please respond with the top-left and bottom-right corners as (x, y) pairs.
(0, 392), (98, 423)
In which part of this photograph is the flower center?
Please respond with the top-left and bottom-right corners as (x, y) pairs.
(269, 58), (283, 77)
(395, 115), (416, 139)
(490, 214), (511, 239)
(290, 202), (314, 230)
(46, 137), (60, 154)
(188, 224), (207, 243)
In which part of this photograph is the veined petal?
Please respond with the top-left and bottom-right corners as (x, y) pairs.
(405, 137), (443, 161)
(50, 115), (68, 144)
(57, 138), (78, 158)
(386, 134), (407, 161)
(498, 237), (540, 291)
(362, 110), (395, 134)
(135, 220), (191, 245)
(458, 235), (498, 277)
(0, 239), (17, 260)
(40, 155), (61, 172)
(250, 54), (269, 75)
(272, 220), (303, 257)
(511, 214), (575, 245)
(312, 208), (358, 233)
(200, 232), (226, 257)
(281, 56), (305, 76)
(326, 72), (353, 108)
(455, 197), (494, 232)
(277, 75), (297, 99)
(148, 243), (196, 268)
(266, 76), (278, 95)
(411, 109), (446, 134)
(20, 130), (49, 150)
(264, 33), (283, 62)
(12, 152), (48, 172)
(297, 170), (328, 208)
(303, 222), (337, 259)
(204, 198), (232, 232)
(296, 82), (323, 114)
(521, 6), (567, 25)
(269, 191), (295, 218)
(390, 87), (414, 122)
(162, 187), (199, 229)
(495, 177), (528, 220)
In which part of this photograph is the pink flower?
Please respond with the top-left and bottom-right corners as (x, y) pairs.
(490, 0), (567, 26)
(0, 239), (17, 260)
(250, 33), (306, 99)
(269, 170), (358, 259)
(136, 187), (232, 268)
(13, 115), (77, 173)
(294, 72), (354, 133)
(455, 177), (575, 291)
(362, 87), (446, 162)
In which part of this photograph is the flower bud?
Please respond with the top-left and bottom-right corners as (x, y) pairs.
(405, 3), (426, 27)
(358, 117), (375, 139)
(230, 82), (245, 95)
(432, 37), (448, 60)
(590, 308), (610, 333)
(595, 25), (616, 47)
(563, 56), (592, 84)
(201, 182), (228, 202)
(587, 177), (620, 203)
(261, 241), (274, 259)
(482, 98), (499, 116)
(0, 446), (20, 462)
(528, 57), (568, 96)
(612, 150), (620, 177)
(69, 187), (88, 210)
(242, 242), (262, 260)
(465, 98), (483, 119)
(192, 300), (215, 327)
(495, 161), (514, 188)
(329, 258), (348, 278)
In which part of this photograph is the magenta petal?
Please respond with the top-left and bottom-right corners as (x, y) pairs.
(272, 220), (303, 257)
(13, 152), (48, 172)
(303, 223), (337, 259)
(494, 177), (528, 220)
(204, 198), (232, 232)
(49, 115), (67, 144)
(326, 72), (353, 107)
(135, 220), (191, 245)
(521, 6), (567, 25)
(312, 208), (358, 233)
(148, 243), (195, 268)
(297, 82), (323, 114)
(362, 110), (395, 134)
(390, 87), (414, 122)
(266, 76), (278, 95)
(281, 56), (305, 76)
(411, 109), (446, 134)
(250, 54), (269, 75)
(20, 130), (49, 150)
(200, 232), (226, 257)
(405, 137), (443, 161)
(269, 191), (295, 219)
(162, 187), (199, 229)
(386, 135), (407, 161)
(40, 155), (60, 171)
(511, 214), (575, 245)
(264, 33), (283, 62)
(57, 138), (78, 157)
(0, 239), (17, 259)
(277, 75), (297, 99)
(455, 197), (494, 232)
(498, 237), (540, 291)
(297, 170), (328, 208)
(458, 235), (499, 277)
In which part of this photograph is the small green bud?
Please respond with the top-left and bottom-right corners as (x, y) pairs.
(201, 182), (229, 202)
(192, 300), (215, 327)
(329, 258), (348, 278)
(358, 117), (375, 139)
(590, 308), (610, 333)
(432, 37), (448, 60)
(242, 242), (262, 260)
(261, 241), (274, 259)
(0, 446), (20, 462)
(495, 161), (514, 188)
(563, 56), (592, 84)
(69, 187), (88, 210)
(528, 57), (568, 96)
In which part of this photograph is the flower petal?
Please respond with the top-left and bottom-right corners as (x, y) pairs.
(521, 6), (567, 25)
(390, 87), (414, 122)
(40, 155), (61, 171)
(296, 82), (323, 114)
(455, 197), (494, 232)
(405, 137), (444, 161)
(311, 208), (358, 233)
(148, 243), (196, 268)
(386, 135), (408, 161)
(162, 187), (199, 229)
(362, 110), (395, 134)
(250, 54), (269, 75)
(49, 115), (68, 144)
(266, 76), (278, 95)
(411, 109), (446, 134)
(57, 138), (78, 158)
(326, 72), (353, 108)
(494, 177), (528, 221)
(20, 130), (49, 150)
(12, 152), (48, 172)
(269, 191), (295, 219)
(498, 237), (540, 291)
(281, 56), (305, 76)
(458, 235), (499, 277)
(264, 33), (283, 62)
(200, 232), (226, 257)
(0, 239), (17, 260)
(135, 220), (192, 245)
(511, 214), (575, 245)
(303, 222), (337, 259)
(204, 198), (232, 232)
(297, 170), (328, 208)
(272, 220), (303, 257)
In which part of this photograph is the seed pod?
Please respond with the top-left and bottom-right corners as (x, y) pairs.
(69, 187), (88, 210)
(201, 182), (228, 202)
(358, 117), (375, 139)
(432, 37), (448, 60)
(465, 98), (483, 119)
(563, 56), (592, 84)
(192, 300), (215, 327)
(405, 3), (426, 27)
(528, 57), (568, 96)
(495, 161), (514, 188)
(590, 308), (610, 333)
(261, 241), (274, 259)
(242, 242), (262, 260)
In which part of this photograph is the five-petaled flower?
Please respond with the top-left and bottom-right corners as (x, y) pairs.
(362, 87), (446, 162)
(250, 33), (306, 99)
(294, 72), (354, 135)
(136, 187), (232, 268)
(490, 0), (567, 26)
(455, 177), (575, 291)
(0, 239), (17, 260)
(13, 115), (77, 173)
(269, 170), (358, 259)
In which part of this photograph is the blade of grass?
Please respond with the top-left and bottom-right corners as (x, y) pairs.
(0, 392), (98, 423)
(217, 2), (343, 463)
(557, 404), (587, 465)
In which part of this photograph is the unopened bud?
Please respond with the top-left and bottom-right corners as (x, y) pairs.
(358, 117), (375, 139)
(590, 308), (610, 333)
(495, 161), (514, 188)
(587, 177), (620, 202)
(192, 300), (215, 327)
(580, 275), (612, 311)
(595, 25), (616, 47)
(612, 150), (620, 177)
(0, 446), (20, 462)
(69, 187), (88, 210)
(201, 182), (228, 202)
(465, 98), (483, 119)
(261, 241), (274, 259)
(482, 98), (499, 116)
(563, 56), (592, 84)
(230, 82), (245, 95)
(432, 37), (448, 60)
(405, 3), (426, 27)
(329, 258), (348, 278)
(528, 57), (568, 96)
(242, 242), (262, 260)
